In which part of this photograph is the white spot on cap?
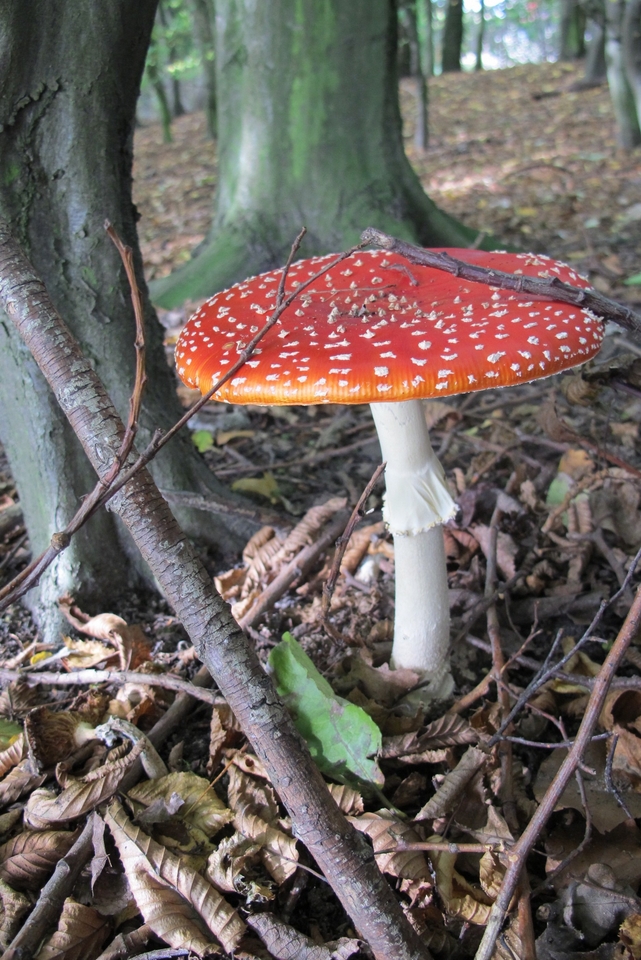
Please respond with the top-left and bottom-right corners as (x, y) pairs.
(375, 366), (389, 376)
(418, 341), (432, 350)
(487, 352), (506, 363)
(231, 377), (246, 386)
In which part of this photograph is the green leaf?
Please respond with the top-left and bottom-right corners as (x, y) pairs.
(192, 429), (214, 453)
(0, 720), (23, 751)
(624, 272), (641, 286)
(268, 634), (384, 788)
(231, 472), (280, 503)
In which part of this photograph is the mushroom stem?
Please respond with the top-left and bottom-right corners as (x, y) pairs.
(369, 399), (456, 696)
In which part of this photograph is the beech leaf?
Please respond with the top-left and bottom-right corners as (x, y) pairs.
(0, 829), (77, 891)
(34, 898), (110, 960)
(268, 633), (384, 788)
(128, 771), (234, 837)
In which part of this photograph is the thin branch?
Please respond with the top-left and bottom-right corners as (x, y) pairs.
(361, 227), (641, 338)
(475, 579), (641, 960)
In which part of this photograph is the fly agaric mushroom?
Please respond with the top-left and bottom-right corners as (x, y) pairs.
(175, 249), (603, 697)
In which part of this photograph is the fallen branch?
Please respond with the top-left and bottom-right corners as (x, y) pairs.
(361, 227), (641, 339)
(0, 222), (431, 960)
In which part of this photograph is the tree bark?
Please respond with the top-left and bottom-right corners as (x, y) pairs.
(623, 0), (641, 126)
(188, 0), (217, 138)
(582, 19), (607, 84)
(0, 0), (252, 636)
(0, 221), (433, 960)
(605, 0), (641, 147)
(560, 0), (587, 58)
(441, 0), (464, 72)
(475, 0), (486, 70)
(417, 0), (434, 76)
(153, 0), (480, 308)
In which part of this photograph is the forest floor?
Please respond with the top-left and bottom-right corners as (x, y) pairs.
(1, 60), (641, 960)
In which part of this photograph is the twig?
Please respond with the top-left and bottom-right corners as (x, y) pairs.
(474, 579), (641, 960)
(0, 218), (431, 960)
(321, 461), (386, 620)
(238, 508), (351, 631)
(1, 814), (95, 960)
(161, 489), (288, 527)
(361, 227), (641, 338)
(604, 732), (633, 819)
(0, 666), (226, 706)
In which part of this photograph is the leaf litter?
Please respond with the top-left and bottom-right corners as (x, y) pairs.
(0, 60), (640, 960)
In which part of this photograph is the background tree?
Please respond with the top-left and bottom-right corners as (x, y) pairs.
(417, 0), (435, 75)
(560, 0), (587, 57)
(475, 0), (486, 69)
(0, 0), (250, 638)
(187, 0), (217, 138)
(441, 0), (465, 71)
(399, 0), (429, 149)
(605, 0), (641, 146)
(153, 0), (482, 308)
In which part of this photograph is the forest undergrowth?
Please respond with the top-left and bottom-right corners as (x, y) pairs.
(0, 60), (640, 960)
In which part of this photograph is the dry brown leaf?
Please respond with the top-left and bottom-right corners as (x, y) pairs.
(337, 656), (422, 707)
(128, 771), (234, 837)
(619, 913), (641, 959)
(34, 898), (110, 960)
(59, 601), (152, 670)
(227, 761), (278, 823)
(382, 714), (477, 760)
(339, 522), (385, 575)
(207, 705), (243, 775)
(0, 681), (42, 719)
(93, 923), (152, 960)
(233, 805), (298, 884)
(0, 877), (30, 950)
(349, 812), (427, 880)
(206, 832), (262, 894)
(0, 735), (25, 778)
(0, 760), (47, 808)
(469, 524), (518, 580)
(248, 913), (361, 960)
(61, 638), (117, 671)
(416, 746), (488, 821)
(429, 840), (493, 924)
(105, 798), (245, 953)
(0, 829), (77, 891)
(534, 740), (641, 833)
(24, 741), (143, 827)
(278, 497), (346, 557)
(326, 783), (364, 815)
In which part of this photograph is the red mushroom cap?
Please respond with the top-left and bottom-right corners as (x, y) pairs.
(175, 249), (603, 404)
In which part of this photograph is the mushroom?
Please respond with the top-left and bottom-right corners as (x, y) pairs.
(175, 249), (604, 697)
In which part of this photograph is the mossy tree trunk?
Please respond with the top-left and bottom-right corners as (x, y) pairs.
(0, 0), (251, 637)
(153, 0), (480, 308)
(560, 0), (587, 58)
(189, 0), (217, 138)
(441, 0), (464, 72)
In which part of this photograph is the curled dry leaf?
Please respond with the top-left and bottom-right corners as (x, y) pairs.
(619, 913), (641, 959)
(207, 705), (243, 775)
(24, 706), (101, 771)
(34, 897), (111, 960)
(601, 689), (641, 785)
(416, 746), (488, 821)
(233, 804), (298, 884)
(382, 713), (477, 761)
(93, 923), (152, 960)
(24, 740), (144, 827)
(326, 783), (364, 815)
(61, 638), (118, 671)
(0, 829), (77, 891)
(227, 760), (279, 823)
(349, 812), (428, 880)
(128, 771), (234, 837)
(248, 913), (361, 960)
(0, 735), (25, 778)
(206, 832), (262, 894)
(59, 600), (151, 670)
(0, 877), (30, 950)
(0, 760), (47, 808)
(0, 680), (42, 719)
(428, 839), (494, 924)
(105, 798), (245, 954)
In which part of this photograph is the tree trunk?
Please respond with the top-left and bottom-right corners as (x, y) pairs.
(417, 0), (434, 76)
(153, 0), (480, 308)
(582, 19), (607, 84)
(605, 0), (641, 147)
(441, 0), (464, 72)
(148, 59), (174, 142)
(401, 1), (429, 150)
(475, 0), (485, 70)
(623, 0), (641, 126)
(0, 0), (252, 637)
(560, 0), (587, 58)
(188, 0), (217, 138)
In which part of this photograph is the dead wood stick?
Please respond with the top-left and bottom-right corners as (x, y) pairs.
(238, 509), (351, 630)
(361, 227), (641, 339)
(0, 222), (431, 960)
(0, 666), (225, 706)
(1, 814), (95, 960)
(475, 579), (641, 960)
